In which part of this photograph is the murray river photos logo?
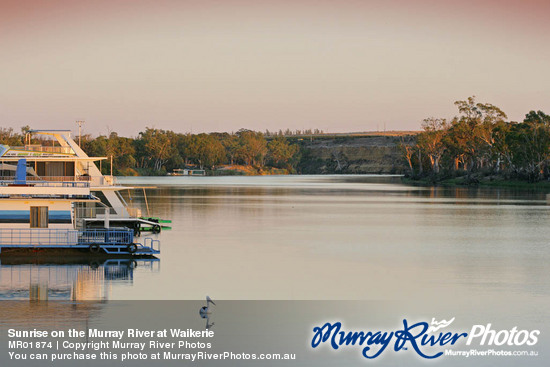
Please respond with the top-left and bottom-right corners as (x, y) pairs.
(311, 318), (540, 360)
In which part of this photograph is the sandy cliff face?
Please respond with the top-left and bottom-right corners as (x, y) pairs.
(298, 135), (415, 174)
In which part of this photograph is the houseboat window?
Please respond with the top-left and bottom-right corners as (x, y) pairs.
(35, 162), (75, 179)
(30, 206), (49, 228)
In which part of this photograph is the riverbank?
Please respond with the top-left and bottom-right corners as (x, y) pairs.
(402, 175), (550, 190)
(211, 165), (289, 176)
(297, 135), (414, 174)
(113, 134), (417, 177)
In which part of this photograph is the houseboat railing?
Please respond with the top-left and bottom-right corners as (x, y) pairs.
(0, 229), (78, 246)
(0, 175), (115, 186)
(0, 228), (134, 247)
(0, 175), (116, 186)
(73, 206), (142, 220)
(0, 180), (90, 188)
(102, 175), (115, 186)
(0, 176), (91, 182)
(87, 175), (114, 186)
(9, 145), (74, 155)
(78, 228), (134, 245)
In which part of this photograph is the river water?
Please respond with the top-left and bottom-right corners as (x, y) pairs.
(2, 174), (549, 302)
(117, 175), (550, 301)
(0, 175), (548, 365)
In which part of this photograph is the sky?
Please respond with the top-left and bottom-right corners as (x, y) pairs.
(0, 0), (549, 137)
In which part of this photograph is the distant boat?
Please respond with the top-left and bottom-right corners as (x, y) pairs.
(168, 168), (206, 176)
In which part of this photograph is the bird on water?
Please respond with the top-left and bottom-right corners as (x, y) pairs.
(199, 296), (216, 317)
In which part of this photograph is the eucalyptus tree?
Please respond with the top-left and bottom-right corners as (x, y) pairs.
(236, 130), (267, 166)
(267, 137), (299, 169)
(416, 117), (448, 174)
(137, 128), (176, 172)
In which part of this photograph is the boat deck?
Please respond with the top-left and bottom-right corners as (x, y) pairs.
(0, 228), (160, 255)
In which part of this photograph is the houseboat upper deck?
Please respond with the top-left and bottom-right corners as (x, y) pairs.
(0, 130), (170, 235)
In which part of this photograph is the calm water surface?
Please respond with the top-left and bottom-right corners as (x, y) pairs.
(2, 174), (549, 302)
(2, 175), (549, 366)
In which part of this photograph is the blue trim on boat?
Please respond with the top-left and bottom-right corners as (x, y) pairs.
(0, 210), (71, 223)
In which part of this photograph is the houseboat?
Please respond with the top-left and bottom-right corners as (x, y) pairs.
(168, 168), (206, 176)
(0, 130), (170, 235)
(0, 130), (166, 256)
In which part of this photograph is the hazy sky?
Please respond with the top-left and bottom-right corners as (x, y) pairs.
(1, 0), (549, 137)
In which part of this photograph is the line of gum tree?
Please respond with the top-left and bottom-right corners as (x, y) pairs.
(0, 127), (300, 175)
(403, 96), (550, 182)
(85, 128), (302, 175)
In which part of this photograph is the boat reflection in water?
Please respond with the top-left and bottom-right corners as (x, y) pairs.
(0, 258), (159, 301)
(0, 258), (160, 342)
